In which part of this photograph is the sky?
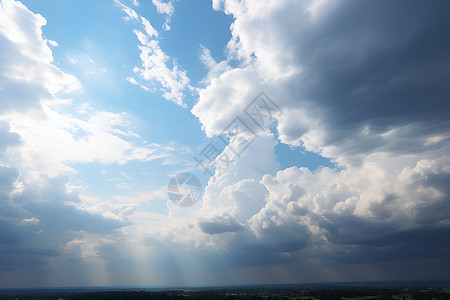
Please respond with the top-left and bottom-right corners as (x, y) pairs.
(0, 0), (450, 288)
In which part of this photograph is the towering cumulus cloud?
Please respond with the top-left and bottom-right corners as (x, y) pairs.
(190, 0), (450, 279)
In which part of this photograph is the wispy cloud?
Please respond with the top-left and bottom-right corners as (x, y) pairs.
(152, 0), (174, 30)
(115, 0), (191, 106)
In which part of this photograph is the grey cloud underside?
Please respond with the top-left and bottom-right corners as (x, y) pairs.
(0, 166), (125, 267)
(199, 214), (245, 235)
(190, 0), (450, 275)
(285, 0), (450, 152)
(0, 121), (20, 153)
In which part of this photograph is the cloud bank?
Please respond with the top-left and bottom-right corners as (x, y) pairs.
(187, 0), (450, 278)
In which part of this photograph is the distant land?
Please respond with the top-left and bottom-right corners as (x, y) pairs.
(1, 281), (450, 300)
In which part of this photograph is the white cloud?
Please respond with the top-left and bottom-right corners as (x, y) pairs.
(114, 0), (139, 22)
(47, 39), (58, 47)
(140, 16), (158, 38)
(4, 104), (171, 174)
(126, 76), (138, 85)
(194, 0), (450, 162)
(2, 0), (450, 284)
(0, 0), (171, 271)
(133, 38), (191, 106)
(154, 138), (450, 267)
(0, 121), (21, 153)
(191, 65), (263, 137)
(152, 0), (174, 30)
(199, 44), (231, 86)
(0, 0), (80, 108)
(186, 0), (450, 269)
(152, 0), (174, 16)
(115, 0), (158, 38)
(116, 0), (191, 106)
(0, 0), (172, 175)
(0, 0), (51, 62)
(112, 188), (166, 205)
